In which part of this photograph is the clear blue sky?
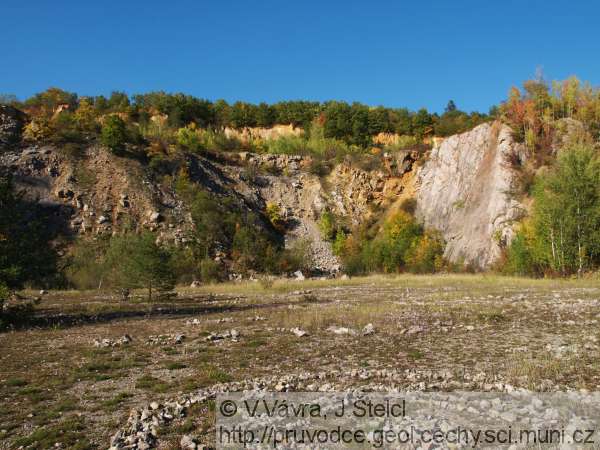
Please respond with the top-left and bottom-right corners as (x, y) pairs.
(3, 0), (600, 113)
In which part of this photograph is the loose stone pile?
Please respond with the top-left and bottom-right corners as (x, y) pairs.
(93, 335), (132, 347)
(109, 367), (594, 449)
(145, 334), (185, 345)
(205, 329), (240, 342)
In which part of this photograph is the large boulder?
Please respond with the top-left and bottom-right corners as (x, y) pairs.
(416, 121), (526, 269)
(0, 105), (26, 149)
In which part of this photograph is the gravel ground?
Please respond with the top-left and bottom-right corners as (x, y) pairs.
(1, 275), (600, 449)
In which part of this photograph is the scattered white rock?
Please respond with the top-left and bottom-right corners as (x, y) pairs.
(206, 330), (240, 342)
(362, 323), (376, 336)
(146, 334), (185, 346)
(186, 318), (202, 326)
(327, 326), (356, 335)
(291, 327), (309, 337)
(149, 401), (160, 410)
(93, 335), (132, 348)
(180, 435), (198, 450)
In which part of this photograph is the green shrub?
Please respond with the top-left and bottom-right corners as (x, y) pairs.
(318, 211), (336, 241)
(332, 230), (347, 256)
(376, 211), (423, 272)
(188, 190), (237, 258)
(501, 227), (537, 276)
(405, 230), (445, 273)
(231, 225), (273, 273)
(101, 115), (128, 154)
(334, 211), (444, 275)
(176, 123), (205, 153)
(529, 145), (600, 276)
(265, 202), (285, 230)
(335, 233), (367, 276)
(50, 112), (84, 144)
(65, 237), (110, 290)
(169, 246), (198, 284)
(278, 239), (311, 273)
(499, 145), (600, 277)
(202, 129), (241, 152)
(267, 135), (309, 155)
(200, 258), (221, 283)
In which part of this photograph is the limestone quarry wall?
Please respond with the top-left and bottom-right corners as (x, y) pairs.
(1, 119), (530, 273)
(415, 121), (526, 269)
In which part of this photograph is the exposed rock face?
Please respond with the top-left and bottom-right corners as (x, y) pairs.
(224, 124), (304, 142)
(416, 121), (525, 269)
(0, 145), (192, 243)
(328, 150), (417, 226)
(1, 120), (529, 274)
(235, 153), (340, 273)
(0, 105), (26, 149)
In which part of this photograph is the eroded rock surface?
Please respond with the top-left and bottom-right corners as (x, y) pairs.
(1, 119), (532, 273)
(0, 105), (26, 149)
(416, 121), (526, 269)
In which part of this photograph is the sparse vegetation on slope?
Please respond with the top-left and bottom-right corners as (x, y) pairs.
(3, 76), (600, 285)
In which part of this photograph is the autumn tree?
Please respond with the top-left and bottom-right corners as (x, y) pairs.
(75, 98), (99, 133)
(533, 145), (600, 275)
(24, 87), (77, 117)
(506, 145), (600, 276)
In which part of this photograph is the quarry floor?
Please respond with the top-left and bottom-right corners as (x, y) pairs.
(1, 274), (600, 449)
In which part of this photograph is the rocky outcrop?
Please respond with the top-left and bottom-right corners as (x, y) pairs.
(416, 121), (526, 269)
(233, 153), (340, 273)
(1, 120), (531, 274)
(236, 151), (419, 273)
(0, 145), (193, 244)
(0, 105), (26, 149)
(328, 150), (417, 226)
(224, 124), (304, 142)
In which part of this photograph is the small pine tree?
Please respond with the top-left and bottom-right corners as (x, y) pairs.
(106, 232), (175, 300)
